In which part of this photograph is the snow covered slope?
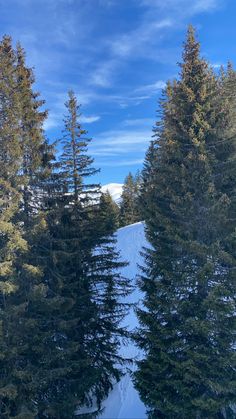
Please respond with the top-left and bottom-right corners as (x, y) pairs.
(101, 183), (123, 204)
(99, 222), (148, 419)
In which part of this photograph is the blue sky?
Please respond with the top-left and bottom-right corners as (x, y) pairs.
(0, 0), (234, 184)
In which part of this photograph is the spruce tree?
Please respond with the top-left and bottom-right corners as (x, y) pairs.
(0, 36), (61, 418)
(97, 191), (120, 235)
(36, 91), (130, 417)
(0, 36), (21, 182)
(0, 36), (36, 417)
(119, 172), (141, 227)
(15, 43), (48, 223)
(0, 36), (26, 416)
(135, 26), (236, 418)
(0, 184), (33, 418)
(209, 63), (236, 231)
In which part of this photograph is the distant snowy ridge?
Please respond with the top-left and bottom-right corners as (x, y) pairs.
(101, 183), (123, 204)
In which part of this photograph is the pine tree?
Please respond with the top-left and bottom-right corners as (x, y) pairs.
(135, 26), (236, 418)
(0, 181), (35, 418)
(0, 37), (60, 418)
(209, 63), (236, 231)
(97, 191), (120, 235)
(119, 172), (141, 227)
(15, 43), (48, 223)
(35, 91), (130, 417)
(0, 36), (37, 417)
(0, 35), (24, 416)
(0, 36), (21, 182)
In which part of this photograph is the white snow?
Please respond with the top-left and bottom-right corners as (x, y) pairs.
(101, 183), (123, 204)
(99, 222), (148, 419)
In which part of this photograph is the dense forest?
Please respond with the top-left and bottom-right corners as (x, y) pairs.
(0, 25), (236, 419)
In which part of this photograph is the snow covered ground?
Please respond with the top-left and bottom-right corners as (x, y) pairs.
(99, 222), (148, 419)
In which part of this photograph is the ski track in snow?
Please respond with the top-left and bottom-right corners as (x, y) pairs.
(99, 222), (148, 419)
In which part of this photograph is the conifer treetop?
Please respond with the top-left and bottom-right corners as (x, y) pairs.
(180, 24), (208, 94)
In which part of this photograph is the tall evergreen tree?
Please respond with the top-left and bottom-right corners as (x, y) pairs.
(135, 26), (236, 418)
(36, 91), (130, 417)
(0, 36), (36, 417)
(119, 172), (141, 227)
(0, 36), (59, 418)
(15, 43), (48, 223)
(209, 63), (236, 231)
(97, 191), (120, 235)
(0, 183), (33, 418)
(0, 36), (21, 182)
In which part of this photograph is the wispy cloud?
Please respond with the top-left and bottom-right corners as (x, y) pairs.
(44, 111), (100, 131)
(107, 0), (221, 62)
(139, 0), (220, 13)
(94, 129), (152, 146)
(90, 127), (152, 170)
(109, 19), (173, 59)
(135, 80), (166, 94)
(43, 113), (59, 131)
(192, 0), (220, 12)
(122, 118), (154, 127)
(212, 63), (222, 69)
(90, 60), (117, 87)
(100, 158), (144, 167)
(80, 115), (101, 124)
(87, 0), (222, 95)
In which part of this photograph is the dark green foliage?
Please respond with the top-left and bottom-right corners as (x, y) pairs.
(0, 39), (130, 416)
(60, 90), (99, 204)
(135, 26), (236, 419)
(97, 192), (120, 235)
(32, 91), (130, 417)
(0, 180), (27, 295)
(119, 171), (141, 227)
(0, 36), (53, 418)
(16, 43), (48, 225)
(0, 36), (22, 182)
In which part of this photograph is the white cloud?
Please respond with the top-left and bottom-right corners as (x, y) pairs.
(95, 129), (152, 146)
(135, 80), (166, 94)
(109, 19), (173, 58)
(90, 127), (152, 164)
(118, 95), (151, 108)
(80, 115), (101, 124)
(123, 118), (154, 127)
(91, 149), (122, 156)
(44, 110), (100, 131)
(212, 63), (222, 69)
(99, 158), (144, 167)
(139, 0), (219, 12)
(193, 0), (219, 12)
(90, 60), (117, 87)
(43, 112), (60, 130)
(92, 0), (221, 91)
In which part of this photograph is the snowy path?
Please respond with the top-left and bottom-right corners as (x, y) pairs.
(99, 222), (148, 419)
